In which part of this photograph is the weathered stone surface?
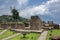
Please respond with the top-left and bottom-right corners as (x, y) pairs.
(30, 16), (43, 30)
(0, 22), (25, 29)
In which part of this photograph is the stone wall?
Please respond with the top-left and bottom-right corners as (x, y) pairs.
(10, 24), (16, 29)
(30, 16), (43, 30)
(15, 23), (25, 29)
(0, 22), (25, 29)
(0, 24), (10, 29)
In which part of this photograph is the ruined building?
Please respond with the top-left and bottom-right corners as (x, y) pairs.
(30, 16), (43, 30)
(0, 22), (25, 29)
(0, 16), (59, 30)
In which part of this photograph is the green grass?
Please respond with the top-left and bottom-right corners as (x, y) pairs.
(46, 29), (60, 40)
(0, 30), (16, 40)
(0, 29), (3, 32)
(9, 33), (40, 40)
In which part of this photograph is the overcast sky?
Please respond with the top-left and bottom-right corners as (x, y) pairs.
(0, 0), (60, 25)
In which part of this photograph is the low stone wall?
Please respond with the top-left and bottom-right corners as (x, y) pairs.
(0, 24), (10, 29)
(15, 24), (25, 29)
(0, 23), (25, 29)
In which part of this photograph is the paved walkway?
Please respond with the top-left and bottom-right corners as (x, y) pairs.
(38, 30), (48, 40)
(11, 29), (44, 33)
(0, 30), (7, 35)
(2, 33), (20, 40)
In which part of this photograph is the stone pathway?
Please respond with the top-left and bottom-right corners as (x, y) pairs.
(11, 29), (44, 33)
(0, 30), (7, 35)
(2, 33), (20, 40)
(38, 30), (48, 40)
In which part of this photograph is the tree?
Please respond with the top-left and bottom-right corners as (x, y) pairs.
(11, 8), (19, 20)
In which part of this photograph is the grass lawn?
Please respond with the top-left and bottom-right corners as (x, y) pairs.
(0, 30), (16, 40)
(9, 33), (40, 40)
(0, 29), (3, 32)
(46, 29), (60, 40)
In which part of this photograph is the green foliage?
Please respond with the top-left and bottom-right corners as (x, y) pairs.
(0, 8), (29, 22)
(0, 15), (29, 22)
(11, 8), (29, 22)
(0, 29), (3, 32)
(12, 8), (19, 19)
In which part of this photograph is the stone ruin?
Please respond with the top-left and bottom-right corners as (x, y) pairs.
(0, 22), (25, 29)
(30, 16), (43, 30)
(0, 16), (59, 30)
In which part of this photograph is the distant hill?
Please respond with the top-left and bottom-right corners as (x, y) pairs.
(0, 15), (29, 23)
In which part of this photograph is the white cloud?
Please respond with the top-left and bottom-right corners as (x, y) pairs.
(0, 0), (17, 15)
(17, 0), (28, 5)
(17, 0), (29, 8)
(19, 0), (60, 18)
(19, 5), (48, 18)
(46, 0), (60, 18)
(0, 0), (60, 19)
(0, 0), (29, 16)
